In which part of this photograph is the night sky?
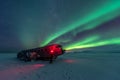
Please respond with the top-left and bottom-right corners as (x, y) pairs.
(0, 0), (120, 52)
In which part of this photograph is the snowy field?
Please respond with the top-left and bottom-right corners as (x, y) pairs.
(0, 52), (120, 80)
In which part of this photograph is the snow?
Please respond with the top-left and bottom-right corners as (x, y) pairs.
(0, 52), (120, 80)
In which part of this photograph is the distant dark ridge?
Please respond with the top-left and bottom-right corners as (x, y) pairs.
(0, 52), (17, 54)
(76, 51), (120, 53)
(69, 45), (120, 53)
(0, 51), (18, 53)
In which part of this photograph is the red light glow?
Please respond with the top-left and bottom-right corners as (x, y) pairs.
(48, 44), (63, 55)
(50, 50), (54, 53)
(33, 64), (45, 68)
(64, 59), (76, 63)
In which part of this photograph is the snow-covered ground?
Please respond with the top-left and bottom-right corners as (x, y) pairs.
(0, 52), (120, 80)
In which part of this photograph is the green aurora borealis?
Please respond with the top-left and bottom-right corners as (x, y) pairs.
(0, 0), (120, 52)
(43, 0), (120, 45)
(40, 0), (120, 50)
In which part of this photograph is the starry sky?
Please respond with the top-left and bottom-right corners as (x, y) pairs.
(0, 0), (120, 52)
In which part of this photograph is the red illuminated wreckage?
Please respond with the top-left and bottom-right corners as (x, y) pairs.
(17, 44), (65, 63)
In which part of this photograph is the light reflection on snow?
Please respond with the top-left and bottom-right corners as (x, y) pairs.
(64, 59), (76, 63)
(0, 63), (45, 80)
